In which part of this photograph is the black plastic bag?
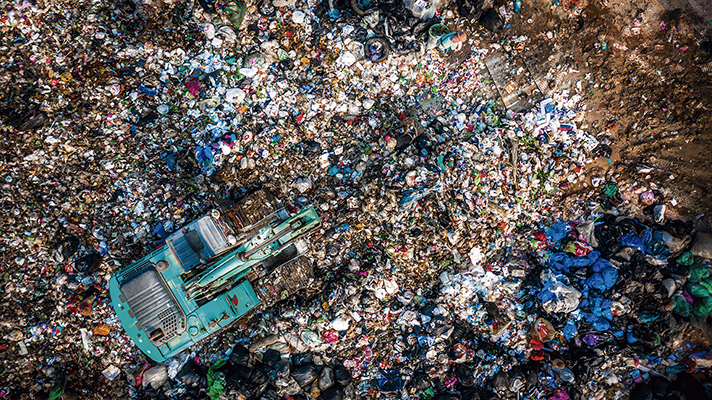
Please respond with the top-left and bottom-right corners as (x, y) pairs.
(231, 364), (254, 381)
(648, 376), (670, 398)
(411, 371), (431, 391)
(629, 382), (653, 400)
(493, 371), (510, 394)
(300, 140), (322, 157)
(334, 366), (352, 387)
(250, 368), (270, 393)
(274, 359), (290, 380)
(230, 345), (252, 367)
(592, 143), (613, 158)
(291, 352), (313, 367)
(262, 349), (282, 367)
(459, 387), (481, 400)
(508, 368), (526, 393)
(394, 132), (414, 152)
(318, 367), (335, 390)
(291, 364), (318, 387)
(322, 387), (344, 400)
(60, 235), (80, 261)
(3, 106), (50, 131)
(197, 0), (216, 13)
(225, 379), (260, 399)
(454, 364), (476, 387)
(480, 8), (503, 32)
(74, 253), (102, 273)
(176, 361), (201, 386)
(376, 370), (402, 393)
(666, 372), (710, 400)
(433, 394), (460, 400)
(457, 0), (485, 19)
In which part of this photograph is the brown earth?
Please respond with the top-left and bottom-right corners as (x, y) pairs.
(471, 0), (712, 226)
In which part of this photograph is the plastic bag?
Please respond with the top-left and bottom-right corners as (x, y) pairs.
(457, 0), (485, 19)
(207, 360), (227, 400)
(74, 252), (103, 273)
(621, 228), (652, 254)
(274, 360), (291, 380)
(433, 394), (461, 400)
(577, 220), (599, 247)
(230, 345), (253, 367)
(549, 250), (600, 273)
(176, 361), (201, 386)
(563, 320), (578, 341)
(318, 367), (335, 390)
(455, 364), (476, 387)
(143, 364), (168, 389)
(480, 8), (503, 32)
(493, 371), (510, 394)
(291, 364), (318, 387)
(4, 107), (50, 131)
(102, 365), (121, 380)
(250, 368), (270, 388)
(262, 349), (282, 367)
(334, 366), (352, 386)
(691, 233), (712, 259)
(693, 296), (712, 318)
(655, 230), (690, 253)
(405, 0), (441, 19)
(689, 264), (710, 283)
(300, 329), (322, 348)
(291, 352), (313, 367)
(688, 284), (711, 299)
(539, 282), (581, 314)
(546, 221), (572, 244)
(376, 370), (403, 393)
(585, 266), (618, 292)
(672, 295), (692, 317)
(322, 387), (344, 400)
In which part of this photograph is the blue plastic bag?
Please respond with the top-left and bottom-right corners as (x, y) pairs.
(546, 221), (572, 244)
(620, 228), (652, 254)
(549, 250), (600, 273)
(562, 320), (578, 341)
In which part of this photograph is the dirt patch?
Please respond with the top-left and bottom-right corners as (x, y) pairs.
(492, 0), (712, 226)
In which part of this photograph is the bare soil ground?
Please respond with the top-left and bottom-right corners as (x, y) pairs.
(489, 0), (712, 226)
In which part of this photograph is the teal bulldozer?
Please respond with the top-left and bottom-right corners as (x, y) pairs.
(109, 189), (321, 362)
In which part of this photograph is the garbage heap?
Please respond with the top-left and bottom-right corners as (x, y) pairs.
(127, 198), (712, 400)
(1, 0), (712, 399)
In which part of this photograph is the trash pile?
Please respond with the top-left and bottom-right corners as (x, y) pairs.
(122, 197), (712, 400)
(1, 0), (712, 399)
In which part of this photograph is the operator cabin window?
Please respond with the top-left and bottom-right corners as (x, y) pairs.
(167, 216), (230, 272)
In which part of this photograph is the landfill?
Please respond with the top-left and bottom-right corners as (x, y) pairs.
(2, 0), (712, 399)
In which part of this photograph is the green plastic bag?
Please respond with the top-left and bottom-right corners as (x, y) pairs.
(688, 283), (711, 299)
(689, 263), (710, 282)
(670, 295), (691, 317)
(700, 278), (712, 295)
(207, 359), (227, 400)
(693, 296), (712, 318)
(48, 386), (65, 400)
(602, 182), (618, 197)
(225, 0), (246, 29)
(678, 252), (694, 266)
(422, 387), (436, 400)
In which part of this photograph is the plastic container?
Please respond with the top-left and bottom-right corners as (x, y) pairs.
(427, 24), (450, 50)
